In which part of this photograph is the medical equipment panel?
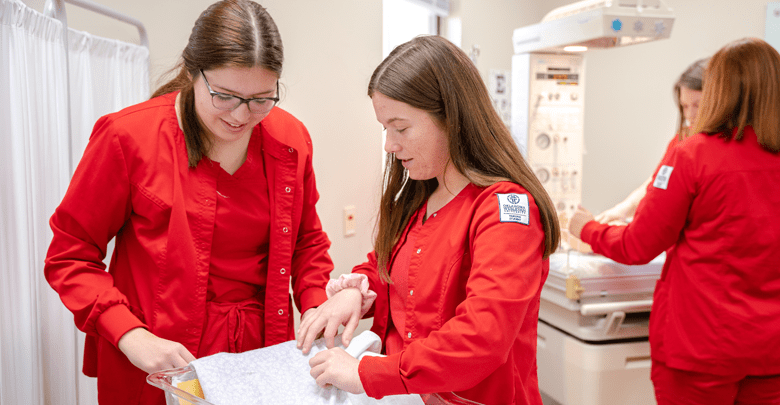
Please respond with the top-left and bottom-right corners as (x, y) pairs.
(511, 53), (585, 219)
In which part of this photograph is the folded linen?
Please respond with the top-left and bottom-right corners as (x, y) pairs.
(190, 331), (423, 405)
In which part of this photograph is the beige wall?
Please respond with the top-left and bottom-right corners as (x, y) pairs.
(24, 0), (774, 282)
(15, 1), (775, 402)
(574, 1), (771, 213)
(448, 0), (773, 214)
(25, 0), (386, 277)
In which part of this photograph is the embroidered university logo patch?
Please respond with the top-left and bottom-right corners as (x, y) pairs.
(653, 165), (674, 190)
(497, 193), (529, 225)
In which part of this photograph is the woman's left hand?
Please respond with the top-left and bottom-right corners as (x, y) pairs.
(568, 205), (595, 239)
(309, 347), (365, 394)
(297, 288), (363, 354)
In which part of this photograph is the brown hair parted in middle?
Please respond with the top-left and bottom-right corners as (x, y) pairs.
(368, 35), (561, 280)
(673, 57), (708, 139)
(693, 37), (780, 153)
(151, 0), (284, 167)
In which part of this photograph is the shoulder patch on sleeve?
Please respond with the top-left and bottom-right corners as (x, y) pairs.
(653, 165), (674, 190)
(496, 193), (530, 225)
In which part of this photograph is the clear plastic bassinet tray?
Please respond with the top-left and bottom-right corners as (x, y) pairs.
(147, 365), (213, 405)
(146, 332), (424, 405)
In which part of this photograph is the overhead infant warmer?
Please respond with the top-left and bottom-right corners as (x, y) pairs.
(510, 2), (674, 405)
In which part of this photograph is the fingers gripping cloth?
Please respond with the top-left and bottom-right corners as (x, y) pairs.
(189, 331), (423, 405)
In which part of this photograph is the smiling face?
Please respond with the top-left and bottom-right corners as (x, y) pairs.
(194, 66), (279, 146)
(679, 86), (703, 128)
(372, 92), (452, 183)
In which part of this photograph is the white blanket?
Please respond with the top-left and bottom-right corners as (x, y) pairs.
(190, 331), (424, 405)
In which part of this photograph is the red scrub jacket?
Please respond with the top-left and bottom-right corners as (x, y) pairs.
(44, 92), (332, 404)
(581, 127), (780, 376)
(355, 182), (548, 405)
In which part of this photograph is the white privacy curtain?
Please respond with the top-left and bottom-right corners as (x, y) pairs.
(1, 2), (74, 405)
(0, 1), (149, 404)
(68, 28), (150, 163)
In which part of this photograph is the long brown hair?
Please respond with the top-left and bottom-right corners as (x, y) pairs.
(151, 0), (284, 167)
(369, 35), (560, 280)
(693, 37), (780, 152)
(674, 57), (707, 139)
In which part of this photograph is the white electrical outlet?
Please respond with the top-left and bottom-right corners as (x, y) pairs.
(343, 205), (356, 236)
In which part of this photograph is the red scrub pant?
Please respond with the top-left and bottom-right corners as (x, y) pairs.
(652, 360), (780, 405)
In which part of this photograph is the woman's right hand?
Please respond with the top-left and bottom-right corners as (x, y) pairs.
(117, 327), (196, 374)
(569, 205), (595, 239)
(296, 288), (363, 355)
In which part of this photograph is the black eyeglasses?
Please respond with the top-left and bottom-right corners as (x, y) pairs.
(200, 69), (279, 114)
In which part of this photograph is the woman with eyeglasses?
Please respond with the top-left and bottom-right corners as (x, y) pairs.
(44, 1), (333, 404)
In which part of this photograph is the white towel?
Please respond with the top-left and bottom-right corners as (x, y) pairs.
(190, 331), (424, 405)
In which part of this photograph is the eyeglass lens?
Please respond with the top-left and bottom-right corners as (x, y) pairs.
(211, 94), (275, 114)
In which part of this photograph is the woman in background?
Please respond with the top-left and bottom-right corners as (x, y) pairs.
(595, 57), (708, 225)
(44, 1), (333, 403)
(569, 37), (780, 404)
(298, 35), (560, 404)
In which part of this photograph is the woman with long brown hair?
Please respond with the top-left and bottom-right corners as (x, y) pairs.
(44, 1), (333, 403)
(298, 35), (559, 404)
(569, 37), (780, 404)
(595, 57), (708, 225)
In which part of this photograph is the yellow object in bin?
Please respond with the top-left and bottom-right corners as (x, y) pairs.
(176, 378), (204, 405)
(147, 365), (214, 405)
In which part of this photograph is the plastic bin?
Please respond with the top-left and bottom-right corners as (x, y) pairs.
(147, 365), (214, 405)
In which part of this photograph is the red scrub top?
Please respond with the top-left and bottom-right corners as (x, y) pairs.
(354, 182), (548, 405)
(207, 148), (270, 304)
(44, 92), (333, 404)
(649, 133), (682, 181)
(385, 207), (422, 355)
(581, 127), (780, 376)
(196, 133), (272, 357)
(644, 133), (681, 362)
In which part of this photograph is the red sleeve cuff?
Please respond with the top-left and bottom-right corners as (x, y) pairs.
(359, 353), (407, 398)
(95, 304), (146, 348)
(298, 287), (327, 315)
(580, 220), (604, 247)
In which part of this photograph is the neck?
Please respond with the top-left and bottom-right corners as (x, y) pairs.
(209, 133), (251, 175)
(427, 165), (470, 218)
(174, 92), (184, 131)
